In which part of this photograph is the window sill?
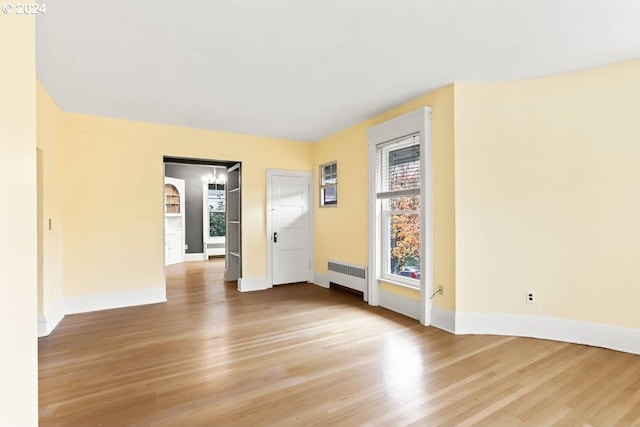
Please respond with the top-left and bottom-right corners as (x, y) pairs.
(378, 276), (420, 291)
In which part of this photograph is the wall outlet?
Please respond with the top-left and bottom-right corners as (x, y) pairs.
(526, 291), (535, 303)
(184, 244), (188, 250)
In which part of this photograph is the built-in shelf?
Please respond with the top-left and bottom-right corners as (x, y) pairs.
(164, 184), (181, 214)
(225, 163), (242, 282)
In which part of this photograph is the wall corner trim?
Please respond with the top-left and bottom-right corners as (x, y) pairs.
(237, 276), (271, 292)
(313, 273), (330, 288)
(431, 306), (456, 333)
(64, 286), (167, 315)
(37, 302), (66, 337)
(455, 312), (640, 356)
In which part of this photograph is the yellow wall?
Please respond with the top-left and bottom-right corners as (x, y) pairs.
(314, 85), (456, 310)
(454, 59), (640, 328)
(0, 11), (38, 426)
(59, 111), (313, 297)
(37, 81), (65, 318)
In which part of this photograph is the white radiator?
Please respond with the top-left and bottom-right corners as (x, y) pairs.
(327, 259), (368, 301)
(206, 239), (225, 257)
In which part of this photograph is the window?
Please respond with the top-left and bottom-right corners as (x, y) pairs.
(208, 183), (226, 237)
(367, 107), (432, 324)
(320, 161), (337, 207)
(377, 134), (421, 286)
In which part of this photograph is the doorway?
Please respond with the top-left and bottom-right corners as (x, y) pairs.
(267, 170), (313, 286)
(163, 157), (241, 278)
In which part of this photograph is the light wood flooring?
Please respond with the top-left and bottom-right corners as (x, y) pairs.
(39, 259), (640, 426)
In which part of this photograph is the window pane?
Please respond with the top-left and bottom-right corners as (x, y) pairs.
(322, 186), (337, 206)
(389, 146), (419, 191)
(210, 212), (226, 237)
(208, 187), (225, 211)
(385, 197), (420, 280)
(390, 195), (420, 211)
(321, 162), (338, 185)
(377, 138), (420, 195)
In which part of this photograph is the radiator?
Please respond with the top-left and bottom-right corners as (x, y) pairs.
(327, 259), (368, 301)
(206, 241), (225, 256)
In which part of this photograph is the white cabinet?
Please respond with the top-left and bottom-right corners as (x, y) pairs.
(164, 177), (185, 265)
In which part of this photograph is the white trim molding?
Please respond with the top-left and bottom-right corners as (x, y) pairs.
(367, 107), (433, 326)
(431, 306), (456, 333)
(313, 273), (330, 288)
(379, 289), (420, 320)
(456, 312), (640, 356)
(37, 302), (66, 337)
(64, 286), (167, 315)
(237, 276), (271, 292)
(184, 253), (207, 262)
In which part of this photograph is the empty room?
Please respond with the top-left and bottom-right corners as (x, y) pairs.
(2, 1), (640, 425)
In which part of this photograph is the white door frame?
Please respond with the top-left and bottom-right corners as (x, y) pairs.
(266, 169), (314, 286)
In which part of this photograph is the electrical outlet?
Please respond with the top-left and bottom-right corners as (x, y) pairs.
(184, 244), (188, 250)
(526, 291), (535, 303)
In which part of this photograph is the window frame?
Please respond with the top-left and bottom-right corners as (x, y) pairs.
(319, 161), (338, 207)
(378, 136), (421, 288)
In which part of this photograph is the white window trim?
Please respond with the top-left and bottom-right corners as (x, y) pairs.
(367, 107), (433, 326)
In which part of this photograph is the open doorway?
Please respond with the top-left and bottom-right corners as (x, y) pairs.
(163, 157), (241, 280)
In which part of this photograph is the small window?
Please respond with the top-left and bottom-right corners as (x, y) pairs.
(320, 161), (338, 207)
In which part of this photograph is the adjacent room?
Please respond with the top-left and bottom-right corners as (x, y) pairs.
(2, 1), (640, 425)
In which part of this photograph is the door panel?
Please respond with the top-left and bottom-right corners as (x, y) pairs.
(272, 175), (310, 285)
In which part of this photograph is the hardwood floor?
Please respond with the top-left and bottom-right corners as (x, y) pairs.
(39, 259), (640, 426)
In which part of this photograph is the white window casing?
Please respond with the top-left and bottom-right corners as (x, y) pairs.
(367, 107), (433, 326)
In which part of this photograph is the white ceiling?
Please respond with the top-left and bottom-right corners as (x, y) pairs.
(36, 0), (640, 142)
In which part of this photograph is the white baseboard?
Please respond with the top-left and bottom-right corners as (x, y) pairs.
(64, 286), (167, 315)
(313, 273), (330, 288)
(456, 312), (640, 356)
(431, 306), (455, 333)
(38, 302), (66, 337)
(379, 289), (420, 320)
(237, 276), (271, 292)
(184, 253), (206, 262)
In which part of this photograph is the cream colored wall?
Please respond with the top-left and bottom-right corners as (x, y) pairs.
(37, 81), (65, 318)
(60, 112), (313, 297)
(0, 11), (38, 426)
(454, 59), (640, 328)
(314, 85), (456, 310)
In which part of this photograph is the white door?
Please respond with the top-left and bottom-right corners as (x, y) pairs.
(271, 173), (311, 285)
(164, 177), (186, 265)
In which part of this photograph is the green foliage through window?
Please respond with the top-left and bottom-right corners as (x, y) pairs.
(210, 211), (226, 237)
